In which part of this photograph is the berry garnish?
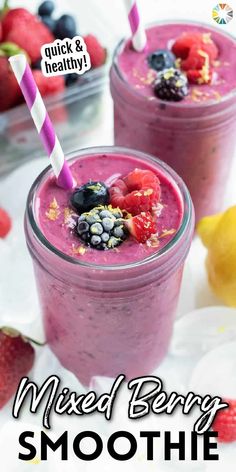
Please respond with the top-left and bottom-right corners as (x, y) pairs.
(0, 208), (11, 238)
(154, 68), (189, 102)
(148, 49), (176, 72)
(109, 169), (161, 216)
(38, 1), (55, 17)
(54, 14), (77, 40)
(0, 327), (35, 409)
(187, 68), (212, 85)
(212, 399), (236, 443)
(125, 212), (157, 243)
(76, 206), (128, 250)
(70, 181), (109, 214)
(172, 32), (218, 61)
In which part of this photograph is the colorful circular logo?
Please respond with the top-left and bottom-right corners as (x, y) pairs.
(212, 3), (233, 24)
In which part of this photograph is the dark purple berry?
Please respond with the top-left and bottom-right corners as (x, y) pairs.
(38, 1), (55, 17)
(154, 68), (189, 102)
(76, 206), (127, 250)
(54, 14), (77, 40)
(70, 181), (109, 214)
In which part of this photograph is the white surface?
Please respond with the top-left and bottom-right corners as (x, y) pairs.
(0, 0), (236, 470)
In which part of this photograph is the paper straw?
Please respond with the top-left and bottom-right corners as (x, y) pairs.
(124, 0), (147, 52)
(9, 54), (74, 190)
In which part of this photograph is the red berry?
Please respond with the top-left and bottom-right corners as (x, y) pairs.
(187, 68), (212, 85)
(172, 32), (203, 59)
(172, 32), (218, 62)
(125, 212), (157, 243)
(212, 399), (236, 443)
(84, 34), (106, 68)
(0, 208), (12, 238)
(3, 8), (54, 63)
(109, 169), (161, 216)
(0, 327), (35, 409)
(181, 45), (207, 71)
(32, 70), (65, 97)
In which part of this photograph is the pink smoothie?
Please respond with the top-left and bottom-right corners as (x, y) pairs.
(25, 147), (194, 385)
(110, 22), (236, 222)
(38, 152), (183, 265)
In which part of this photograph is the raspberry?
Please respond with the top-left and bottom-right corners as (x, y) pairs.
(181, 45), (207, 71)
(0, 208), (11, 238)
(76, 206), (128, 250)
(212, 399), (236, 443)
(109, 169), (161, 215)
(172, 33), (203, 59)
(187, 68), (212, 85)
(125, 212), (157, 243)
(172, 32), (218, 62)
(32, 70), (65, 97)
(83, 34), (106, 68)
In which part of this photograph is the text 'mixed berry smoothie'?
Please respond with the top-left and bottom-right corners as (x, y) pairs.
(25, 147), (194, 385)
(110, 22), (236, 222)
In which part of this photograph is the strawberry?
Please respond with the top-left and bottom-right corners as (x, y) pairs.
(3, 8), (54, 63)
(212, 399), (236, 443)
(83, 34), (106, 68)
(0, 208), (11, 238)
(109, 169), (161, 215)
(125, 212), (157, 243)
(32, 70), (65, 97)
(0, 327), (35, 409)
(0, 42), (25, 111)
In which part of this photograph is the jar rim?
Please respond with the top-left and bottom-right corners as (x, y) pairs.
(112, 20), (236, 110)
(26, 146), (194, 272)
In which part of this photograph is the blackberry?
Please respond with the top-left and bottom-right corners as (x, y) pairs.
(148, 49), (176, 72)
(76, 206), (128, 250)
(154, 68), (189, 102)
(70, 181), (109, 214)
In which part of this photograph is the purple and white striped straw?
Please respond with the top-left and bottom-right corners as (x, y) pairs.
(9, 54), (74, 190)
(124, 0), (147, 52)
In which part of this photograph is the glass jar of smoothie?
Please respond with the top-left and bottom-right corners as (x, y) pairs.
(110, 22), (236, 223)
(25, 146), (194, 386)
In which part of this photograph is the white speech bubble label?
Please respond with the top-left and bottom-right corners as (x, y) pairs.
(41, 35), (91, 77)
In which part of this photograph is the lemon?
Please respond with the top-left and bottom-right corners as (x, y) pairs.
(197, 206), (236, 307)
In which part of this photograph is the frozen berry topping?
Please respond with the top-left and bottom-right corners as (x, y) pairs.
(109, 168), (161, 215)
(76, 206), (128, 250)
(125, 212), (157, 243)
(154, 68), (189, 101)
(148, 49), (176, 72)
(70, 181), (109, 214)
(172, 32), (218, 86)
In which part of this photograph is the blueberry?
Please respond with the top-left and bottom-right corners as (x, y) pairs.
(32, 59), (42, 70)
(55, 14), (77, 40)
(102, 217), (114, 231)
(65, 73), (79, 87)
(41, 15), (56, 32)
(70, 181), (109, 214)
(148, 49), (176, 72)
(38, 1), (55, 17)
(90, 223), (103, 235)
